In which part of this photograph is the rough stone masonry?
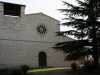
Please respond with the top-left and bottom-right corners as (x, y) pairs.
(0, 1), (74, 68)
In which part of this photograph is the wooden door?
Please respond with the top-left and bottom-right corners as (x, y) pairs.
(39, 52), (47, 67)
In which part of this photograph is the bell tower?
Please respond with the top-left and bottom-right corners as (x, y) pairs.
(0, 1), (26, 17)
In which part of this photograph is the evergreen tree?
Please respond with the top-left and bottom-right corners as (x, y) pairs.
(53, 0), (100, 67)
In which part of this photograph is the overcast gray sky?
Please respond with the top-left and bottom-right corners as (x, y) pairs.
(0, 0), (76, 31)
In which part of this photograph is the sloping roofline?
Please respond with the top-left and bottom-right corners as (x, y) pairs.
(0, 2), (59, 22)
(25, 12), (75, 40)
(25, 12), (60, 22)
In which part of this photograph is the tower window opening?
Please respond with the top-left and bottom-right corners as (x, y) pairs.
(4, 3), (21, 17)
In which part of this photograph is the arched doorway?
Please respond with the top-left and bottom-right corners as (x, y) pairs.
(39, 52), (47, 67)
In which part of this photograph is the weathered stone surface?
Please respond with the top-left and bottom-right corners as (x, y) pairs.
(0, 2), (74, 68)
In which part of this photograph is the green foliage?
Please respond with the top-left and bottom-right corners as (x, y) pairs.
(54, 40), (92, 60)
(84, 61), (95, 73)
(71, 63), (77, 71)
(21, 65), (30, 74)
(53, 0), (100, 66)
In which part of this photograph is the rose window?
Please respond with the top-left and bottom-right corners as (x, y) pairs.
(36, 25), (47, 34)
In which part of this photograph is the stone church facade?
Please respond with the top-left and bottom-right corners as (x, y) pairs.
(0, 2), (74, 68)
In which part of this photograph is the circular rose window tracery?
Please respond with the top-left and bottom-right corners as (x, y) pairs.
(36, 24), (47, 34)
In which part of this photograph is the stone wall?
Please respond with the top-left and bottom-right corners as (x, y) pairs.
(0, 2), (74, 68)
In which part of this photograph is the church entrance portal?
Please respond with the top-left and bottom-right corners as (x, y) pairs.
(39, 52), (47, 67)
